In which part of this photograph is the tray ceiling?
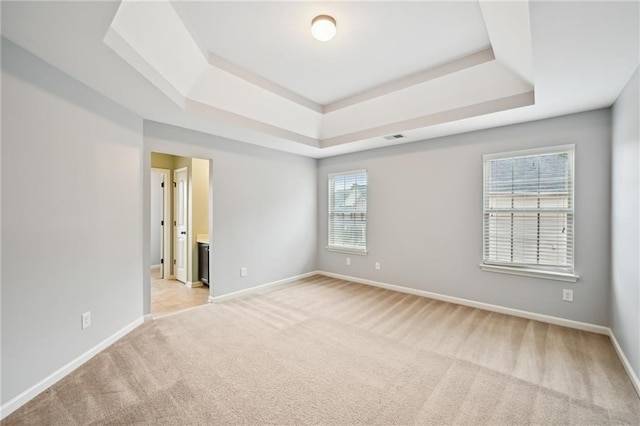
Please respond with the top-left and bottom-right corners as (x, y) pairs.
(2, 1), (638, 158)
(103, 0), (534, 151)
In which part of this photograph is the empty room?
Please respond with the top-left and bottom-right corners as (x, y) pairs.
(1, 1), (639, 424)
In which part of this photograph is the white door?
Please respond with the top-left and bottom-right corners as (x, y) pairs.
(174, 167), (188, 283)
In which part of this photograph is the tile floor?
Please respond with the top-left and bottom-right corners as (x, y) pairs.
(151, 268), (210, 317)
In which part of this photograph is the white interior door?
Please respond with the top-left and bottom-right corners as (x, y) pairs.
(174, 167), (188, 283)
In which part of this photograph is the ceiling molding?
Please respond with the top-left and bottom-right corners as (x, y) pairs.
(205, 46), (496, 116)
(208, 53), (323, 113)
(185, 99), (321, 148)
(170, 0), (323, 113)
(321, 91), (535, 148)
(323, 47), (495, 113)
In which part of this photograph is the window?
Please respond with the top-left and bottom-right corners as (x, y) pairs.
(328, 170), (367, 254)
(482, 145), (577, 281)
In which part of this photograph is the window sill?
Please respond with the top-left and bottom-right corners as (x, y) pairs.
(326, 246), (368, 256)
(480, 264), (579, 282)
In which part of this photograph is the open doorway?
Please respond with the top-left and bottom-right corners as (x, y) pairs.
(150, 152), (210, 317)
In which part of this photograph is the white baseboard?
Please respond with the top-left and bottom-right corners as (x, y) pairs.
(143, 313), (154, 322)
(208, 270), (320, 303)
(608, 329), (640, 397)
(186, 280), (203, 288)
(0, 317), (144, 421)
(150, 264), (161, 270)
(317, 271), (610, 335)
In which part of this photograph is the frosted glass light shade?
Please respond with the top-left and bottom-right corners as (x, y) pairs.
(311, 15), (336, 42)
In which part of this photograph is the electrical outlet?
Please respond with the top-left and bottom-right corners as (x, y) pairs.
(240, 267), (247, 277)
(346, 257), (351, 266)
(81, 312), (91, 329)
(375, 262), (381, 270)
(562, 288), (573, 302)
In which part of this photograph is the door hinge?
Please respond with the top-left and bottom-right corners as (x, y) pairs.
(161, 182), (164, 188)
(161, 259), (164, 264)
(174, 220), (177, 226)
(173, 181), (177, 188)
(173, 259), (176, 265)
(161, 220), (164, 226)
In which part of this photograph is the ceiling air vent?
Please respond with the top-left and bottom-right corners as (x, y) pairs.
(383, 134), (405, 141)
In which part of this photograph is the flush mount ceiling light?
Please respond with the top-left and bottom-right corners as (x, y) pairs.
(311, 15), (336, 42)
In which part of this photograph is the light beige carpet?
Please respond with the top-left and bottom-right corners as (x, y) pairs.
(4, 275), (639, 425)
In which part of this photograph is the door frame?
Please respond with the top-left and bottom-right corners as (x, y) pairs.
(144, 146), (214, 320)
(151, 167), (171, 280)
(173, 166), (189, 284)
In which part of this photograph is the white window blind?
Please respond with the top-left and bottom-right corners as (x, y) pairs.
(328, 170), (367, 254)
(483, 145), (574, 273)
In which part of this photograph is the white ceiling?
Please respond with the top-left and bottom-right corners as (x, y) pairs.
(179, 1), (491, 105)
(1, 1), (638, 159)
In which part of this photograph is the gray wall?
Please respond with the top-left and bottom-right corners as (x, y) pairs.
(143, 121), (317, 309)
(1, 39), (144, 403)
(611, 67), (640, 378)
(318, 109), (612, 326)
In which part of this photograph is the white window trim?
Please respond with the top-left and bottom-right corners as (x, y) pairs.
(328, 169), (367, 179)
(479, 263), (579, 282)
(326, 246), (369, 255)
(327, 169), (368, 255)
(482, 144), (577, 281)
(483, 144), (576, 161)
